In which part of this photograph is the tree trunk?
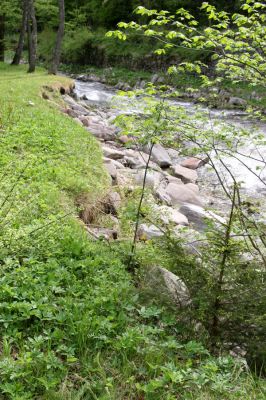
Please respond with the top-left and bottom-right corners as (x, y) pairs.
(12, 0), (28, 65)
(0, 14), (5, 62)
(27, 0), (37, 73)
(48, 0), (65, 75)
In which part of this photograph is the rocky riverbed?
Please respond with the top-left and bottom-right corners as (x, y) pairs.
(60, 76), (266, 242)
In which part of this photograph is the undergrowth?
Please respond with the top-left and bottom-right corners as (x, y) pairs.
(0, 63), (265, 399)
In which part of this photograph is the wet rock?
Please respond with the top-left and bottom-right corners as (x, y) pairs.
(164, 183), (203, 206)
(181, 157), (208, 170)
(171, 165), (198, 183)
(144, 266), (191, 307)
(137, 224), (164, 240)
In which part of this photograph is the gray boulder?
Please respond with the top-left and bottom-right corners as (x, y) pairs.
(228, 97), (247, 107)
(147, 144), (172, 168)
(179, 204), (225, 231)
(144, 266), (191, 307)
(137, 224), (164, 240)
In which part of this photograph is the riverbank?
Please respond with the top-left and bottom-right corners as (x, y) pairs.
(0, 63), (265, 399)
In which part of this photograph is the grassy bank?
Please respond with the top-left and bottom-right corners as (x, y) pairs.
(0, 63), (265, 399)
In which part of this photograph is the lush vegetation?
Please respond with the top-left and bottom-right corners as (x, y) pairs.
(0, 65), (264, 400)
(0, 0), (266, 398)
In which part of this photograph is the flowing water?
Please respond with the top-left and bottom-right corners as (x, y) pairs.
(74, 79), (266, 202)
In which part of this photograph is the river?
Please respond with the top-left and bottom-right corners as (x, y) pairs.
(74, 79), (266, 207)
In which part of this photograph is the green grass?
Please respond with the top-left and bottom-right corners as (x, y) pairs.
(0, 63), (265, 399)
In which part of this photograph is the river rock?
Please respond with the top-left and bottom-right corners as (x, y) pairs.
(228, 96), (247, 107)
(153, 205), (189, 226)
(87, 226), (118, 240)
(181, 157), (208, 170)
(106, 191), (121, 215)
(144, 266), (191, 307)
(164, 174), (183, 185)
(137, 224), (164, 240)
(185, 183), (199, 194)
(171, 165), (198, 183)
(146, 144), (172, 168)
(164, 183), (203, 206)
(102, 145), (125, 160)
(79, 116), (90, 127)
(66, 108), (80, 118)
(88, 125), (116, 141)
(167, 148), (180, 162)
(103, 157), (124, 169)
(123, 150), (161, 171)
(179, 204), (225, 231)
(104, 160), (117, 184)
(63, 94), (78, 107)
(151, 74), (160, 84)
(135, 170), (163, 190)
(118, 135), (133, 145)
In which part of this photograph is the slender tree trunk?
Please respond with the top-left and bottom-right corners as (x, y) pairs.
(49, 0), (65, 74)
(27, 0), (37, 73)
(0, 14), (5, 62)
(12, 0), (28, 65)
(209, 184), (236, 349)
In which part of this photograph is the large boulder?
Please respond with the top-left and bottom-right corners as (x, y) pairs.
(163, 183), (203, 206)
(145, 144), (172, 168)
(144, 266), (191, 307)
(179, 204), (225, 231)
(171, 165), (198, 183)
